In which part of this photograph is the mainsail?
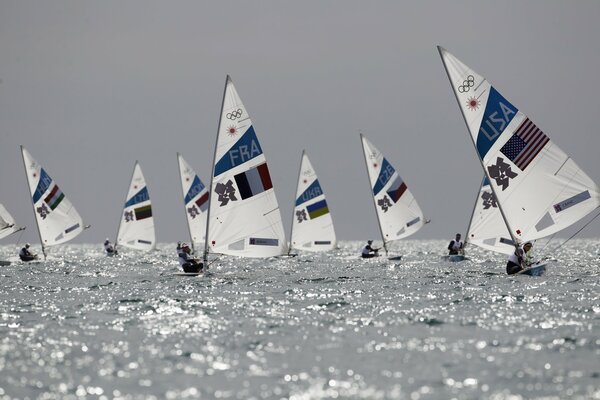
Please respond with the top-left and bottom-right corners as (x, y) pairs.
(21, 146), (86, 256)
(465, 176), (514, 255)
(177, 153), (208, 249)
(0, 204), (24, 240)
(204, 75), (286, 258)
(360, 134), (426, 253)
(289, 151), (336, 252)
(116, 161), (155, 251)
(439, 46), (600, 246)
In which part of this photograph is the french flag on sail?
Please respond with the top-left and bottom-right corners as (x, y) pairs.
(234, 163), (273, 200)
(500, 118), (549, 171)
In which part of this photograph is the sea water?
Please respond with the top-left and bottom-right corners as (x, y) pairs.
(0, 240), (599, 400)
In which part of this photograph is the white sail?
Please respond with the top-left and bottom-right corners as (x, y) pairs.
(21, 146), (85, 251)
(290, 151), (337, 252)
(465, 176), (515, 255)
(177, 153), (208, 248)
(116, 161), (155, 251)
(0, 204), (23, 240)
(439, 47), (600, 245)
(205, 76), (286, 258)
(360, 134), (426, 247)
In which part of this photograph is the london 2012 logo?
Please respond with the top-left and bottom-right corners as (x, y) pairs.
(458, 75), (475, 93)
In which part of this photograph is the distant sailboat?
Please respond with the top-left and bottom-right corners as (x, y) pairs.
(203, 75), (286, 261)
(177, 153), (209, 251)
(464, 176), (514, 255)
(289, 150), (337, 253)
(439, 46), (600, 274)
(0, 204), (25, 265)
(115, 161), (156, 252)
(21, 146), (88, 259)
(360, 134), (427, 260)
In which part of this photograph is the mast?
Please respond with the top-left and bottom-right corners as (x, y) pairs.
(20, 145), (46, 259)
(359, 133), (388, 256)
(177, 153), (196, 253)
(437, 46), (520, 252)
(203, 75), (230, 263)
(114, 160), (138, 254)
(288, 150), (305, 255)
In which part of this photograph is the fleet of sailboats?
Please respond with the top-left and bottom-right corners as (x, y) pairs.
(3, 58), (597, 274)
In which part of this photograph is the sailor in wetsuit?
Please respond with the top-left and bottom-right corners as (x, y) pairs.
(447, 233), (464, 255)
(19, 243), (37, 262)
(178, 243), (203, 273)
(361, 240), (380, 259)
(506, 242), (534, 275)
(104, 239), (117, 256)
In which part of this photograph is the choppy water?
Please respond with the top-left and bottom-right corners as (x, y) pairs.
(0, 240), (599, 400)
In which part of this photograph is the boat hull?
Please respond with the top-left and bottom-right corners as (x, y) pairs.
(517, 263), (547, 276)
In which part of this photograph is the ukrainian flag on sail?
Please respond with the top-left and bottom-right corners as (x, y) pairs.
(306, 199), (329, 219)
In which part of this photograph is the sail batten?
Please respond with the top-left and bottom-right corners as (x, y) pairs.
(440, 47), (600, 246)
(116, 161), (155, 251)
(290, 151), (337, 252)
(206, 76), (286, 258)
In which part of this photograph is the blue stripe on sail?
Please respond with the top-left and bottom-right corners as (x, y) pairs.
(214, 126), (263, 176)
(482, 175), (490, 187)
(476, 87), (518, 159)
(125, 187), (149, 208)
(184, 176), (206, 205)
(295, 180), (323, 206)
(32, 169), (53, 203)
(372, 158), (395, 195)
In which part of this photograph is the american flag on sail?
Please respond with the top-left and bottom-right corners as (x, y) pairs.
(500, 118), (549, 171)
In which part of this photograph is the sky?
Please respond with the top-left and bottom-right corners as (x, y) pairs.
(1, 1), (599, 245)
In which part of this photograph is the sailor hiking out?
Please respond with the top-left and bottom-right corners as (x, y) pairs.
(447, 233), (464, 255)
(506, 242), (534, 275)
(177, 243), (203, 273)
(19, 243), (37, 262)
(361, 240), (380, 259)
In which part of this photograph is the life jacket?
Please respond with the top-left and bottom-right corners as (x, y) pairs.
(450, 240), (463, 251)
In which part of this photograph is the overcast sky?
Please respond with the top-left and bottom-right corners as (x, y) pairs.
(1, 1), (599, 245)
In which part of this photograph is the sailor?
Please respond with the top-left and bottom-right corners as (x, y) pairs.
(447, 233), (464, 255)
(19, 243), (37, 262)
(178, 243), (203, 273)
(361, 240), (380, 259)
(522, 242), (534, 267)
(104, 238), (116, 255)
(506, 247), (524, 275)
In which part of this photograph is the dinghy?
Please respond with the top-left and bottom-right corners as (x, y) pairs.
(177, 153), (209, 252)
(21, 146), (88, 259)
(115, 161), (156, 252)
(288, 151), (337, 254)
(359, 134), (428, 260)
(0, 204), (26, 265)
(202, 75), (287, 265)
(439, 46), (600, 275)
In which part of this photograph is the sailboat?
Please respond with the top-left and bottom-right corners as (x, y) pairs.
(115, 161), (156, 252)
(289, 150), (337, 253)
(359, 134), (428, 260)
(438, 46), (600, 274)
(0, 204), (26, 265)
(177, 153), (209, 251)
(463, 176), (515, 256)
(21, 146), (88, 259)
(203, 75), (286, 263)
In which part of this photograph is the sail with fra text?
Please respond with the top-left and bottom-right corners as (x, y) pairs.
(439, 47), (600, 245)
(290, 151), (336, 252)
(205, 76), (286, 258)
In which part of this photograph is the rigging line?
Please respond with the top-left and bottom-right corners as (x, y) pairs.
(552, 208), (600, 253)
(15, 228), (26, 247)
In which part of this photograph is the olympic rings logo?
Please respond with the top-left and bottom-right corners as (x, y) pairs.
(226, 109), (243, 120)
(457, 75), (475, 93)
